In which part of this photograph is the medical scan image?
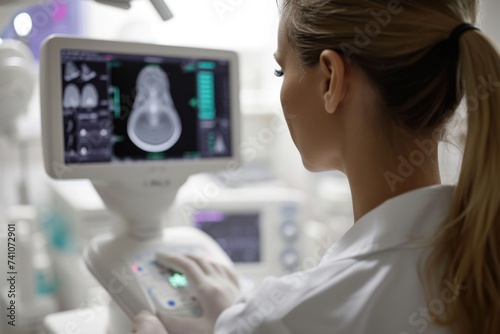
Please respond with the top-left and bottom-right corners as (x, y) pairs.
(81, 63), (97, 81)
(60, 49), (232, 163)
(81, 83), (99, 109)
(64, 61), (80, 81)
(127, 66), (182, 153)
(63, 84), (80, 109)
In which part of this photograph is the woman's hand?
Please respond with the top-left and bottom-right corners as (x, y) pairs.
(155, 253), (242, 334)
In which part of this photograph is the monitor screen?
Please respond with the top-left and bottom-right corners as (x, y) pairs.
(60, 49), (232, 164)
(194, 211), (260, 263)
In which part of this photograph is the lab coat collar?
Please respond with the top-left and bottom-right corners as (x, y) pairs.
(321, 185), (455, 264)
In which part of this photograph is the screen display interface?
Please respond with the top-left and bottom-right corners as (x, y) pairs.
(60, 49), (232, 164)
(194, 211), (260, 263)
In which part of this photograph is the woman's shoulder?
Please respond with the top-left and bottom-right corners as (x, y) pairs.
(217, 254), (451, 333)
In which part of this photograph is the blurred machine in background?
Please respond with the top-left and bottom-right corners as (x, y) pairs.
(0, 8), (60, 331)
(175, 175), (321, 287)
(0, 38), (36, 207)
(0, 206), (58, 334)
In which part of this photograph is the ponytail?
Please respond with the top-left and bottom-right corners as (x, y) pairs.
(426, 29), (500, 333)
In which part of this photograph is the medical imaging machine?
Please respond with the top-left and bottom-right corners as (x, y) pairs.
(40, 35), (240, 331)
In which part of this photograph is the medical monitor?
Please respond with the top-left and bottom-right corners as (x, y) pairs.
(40, 36), (240, 180)
(194, 211), (261, 263)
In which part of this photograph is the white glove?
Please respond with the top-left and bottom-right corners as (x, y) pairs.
(156, 253), (242, 334)
(131, 253), (242, 334)
(130, 311), (168, 334)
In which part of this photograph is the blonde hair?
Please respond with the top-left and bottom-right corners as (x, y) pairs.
(280, 0), (500, 332)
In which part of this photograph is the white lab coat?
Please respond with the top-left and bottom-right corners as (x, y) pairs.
(215, 185), (455, 334)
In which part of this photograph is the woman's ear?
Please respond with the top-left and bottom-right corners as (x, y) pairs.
(319, 50), (347, 114)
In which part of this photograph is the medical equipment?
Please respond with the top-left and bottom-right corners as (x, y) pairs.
(42, 179), (322, 334)
(0, 38), (36, 209)
(0, 4), (60, 333)
(0, 206), (58, 334)
(43, 175), (318, 307)
(95, 0), (174, 21)
(175, 177), (317, 289)
(42, 180), (118, 310)
(40, 35), (240, 332)
(0, 39), (35, 137)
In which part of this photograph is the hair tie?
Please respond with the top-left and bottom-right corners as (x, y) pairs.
(449, 23), (479, 44)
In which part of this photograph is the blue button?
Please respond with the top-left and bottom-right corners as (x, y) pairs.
(168, 300), (175, 307)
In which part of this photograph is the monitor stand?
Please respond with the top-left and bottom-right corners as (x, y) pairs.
(83, 178), (233, 334)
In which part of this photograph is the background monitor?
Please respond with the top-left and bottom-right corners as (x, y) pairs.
(194, 211), (260, 263)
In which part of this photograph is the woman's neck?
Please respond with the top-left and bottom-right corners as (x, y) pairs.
(344, 142), (442, 222)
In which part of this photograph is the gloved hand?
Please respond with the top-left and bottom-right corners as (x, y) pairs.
(131, 253), (242, 334)
(130, 311), (168, 334)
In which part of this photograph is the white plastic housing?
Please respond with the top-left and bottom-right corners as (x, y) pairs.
(0, 39), (35, 135)
(83, 226), (233, 319)
(39, 35), (241, 182)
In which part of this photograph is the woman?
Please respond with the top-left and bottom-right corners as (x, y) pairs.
(132, 0), (500, 333)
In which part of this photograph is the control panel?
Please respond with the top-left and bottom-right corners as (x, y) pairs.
(129, 250), (203, 317)
(83, 226), (233, 320)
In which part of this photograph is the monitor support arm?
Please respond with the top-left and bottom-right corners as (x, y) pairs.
(92, 174), (189, 239)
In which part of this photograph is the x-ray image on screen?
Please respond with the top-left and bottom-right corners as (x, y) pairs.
(127, 66), (182, 153)
(110, 61), (197, 161)
(63, 84), (80, 108)
(60, 49), (232, 164)
(61, 60), (110, 163)
(64, 61), (81, 81)
(81, 84), (99, 108)
(81, 63), (97, 81)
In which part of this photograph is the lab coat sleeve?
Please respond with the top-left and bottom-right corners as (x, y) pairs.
(214, 274), (302, 334)
(213, 255), (356, 334)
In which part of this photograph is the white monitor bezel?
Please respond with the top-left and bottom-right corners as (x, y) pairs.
(40, 35), (241, 180)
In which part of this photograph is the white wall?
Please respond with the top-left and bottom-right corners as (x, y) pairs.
(83, 0), (282, 93)
(84, 0), (279, 49)
(480, 0), (500, 46)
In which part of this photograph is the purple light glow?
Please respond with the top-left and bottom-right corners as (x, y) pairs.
(194, 211), (225, 223)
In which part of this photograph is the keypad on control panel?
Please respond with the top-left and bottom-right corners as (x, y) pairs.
(129, 248), (205, 318)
